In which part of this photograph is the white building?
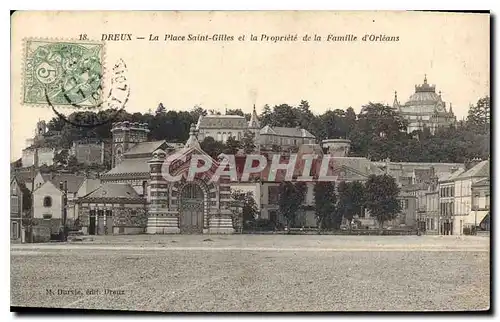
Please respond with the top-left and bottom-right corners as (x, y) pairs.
(32, 174), (86, 229)
(196, 114), (250, 143)
(393, 75), (456, 134)
(452, 160), (489, 235)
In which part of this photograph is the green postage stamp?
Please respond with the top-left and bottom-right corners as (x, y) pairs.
(23, 40), (104, 107)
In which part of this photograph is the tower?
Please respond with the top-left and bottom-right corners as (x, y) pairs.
(321, 138), (351, 157)
(111, 121), (150, 167)
(147, 148), (179, 234)
(35, 120), (46, 137)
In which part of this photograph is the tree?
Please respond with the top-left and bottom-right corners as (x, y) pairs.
(260, 104), (273, 126)
(313, 181), (337, 230)
(208, 109), (221, 115)
(223, 136), (240, 155)
(53, 149), (70, 167)
(200, 137), (225, 159)
(278, 182), (307, 230)
(467, 96), (490, 134)
(350, 102), (409, 160)
(296, 100), (315, 131)
(271, 144), (281, 152)
(266, 104), (300, 128)
(337, 181), (365, 229)
(190, 105), (207, 121)
(230, 190), (259, 228)
(240, 131), (256, 154)
(226, 109), (244, 117)
(364, 174), (402, 230)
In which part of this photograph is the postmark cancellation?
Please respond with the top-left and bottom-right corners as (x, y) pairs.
(22, 39), (104, 107)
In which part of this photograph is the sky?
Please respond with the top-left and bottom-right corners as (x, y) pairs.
(10, 11), (490, 161)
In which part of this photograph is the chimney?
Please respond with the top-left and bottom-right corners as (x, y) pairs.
(465, 158), (482, 171)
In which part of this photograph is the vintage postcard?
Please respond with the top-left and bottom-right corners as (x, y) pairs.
(10, 11), (490, 313)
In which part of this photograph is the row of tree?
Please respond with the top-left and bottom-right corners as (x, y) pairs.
(232, 174), (402, 231)
(44, 96), (490, 163)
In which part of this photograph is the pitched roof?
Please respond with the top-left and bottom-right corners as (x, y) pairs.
(330, 157), (385, 176)
(76, 178), (102, 197)
(248, 105), (261, 129)
(13, 170), (37, 185)
(82, 183), (141, 200)
(196, 114), (248, 129)
(401, 182), (428, 192)
(260, 126), (315, 139)
(48, 174), (86, 194)
(459, 160), (489, 179)
(413, 168), (434, 183)
(472, 177), (490, 188)
(103, 157), (151, 177)
(439, 168), (466, 182)
(123, 140), (167, 156)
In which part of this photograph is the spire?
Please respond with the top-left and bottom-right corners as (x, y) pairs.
(449, 103), (454, 115)
(424, 74), (428, 84)
(185, 123), (200, 149)
(393, 90), (400, 109)
(248, 104), (260, 129)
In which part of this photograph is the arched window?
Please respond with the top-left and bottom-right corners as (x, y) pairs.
(217, 132), (222, 141)
(222, 132), (227, 143)
(43, 196), (52, 207)
(181, 183), (204, 199)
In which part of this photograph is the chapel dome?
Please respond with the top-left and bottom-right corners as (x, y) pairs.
(400, 75), (446, 115)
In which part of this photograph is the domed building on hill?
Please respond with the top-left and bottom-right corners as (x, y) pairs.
(393, 75), (456, 134)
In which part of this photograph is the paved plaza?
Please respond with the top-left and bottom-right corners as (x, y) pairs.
(11, 235), (490, 312)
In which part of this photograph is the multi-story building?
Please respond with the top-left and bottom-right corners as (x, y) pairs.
(452, 159), (489, 235)
(259, 126), (316, 151)
(472, 177), (490, 231)
(110, 121), (150, 167)
(393, 75), (457, 134)
(196, 106), (315, 151)
(373, 159), (462, 186)
(424, 180), (440, 234)
(70, 139), (108, 165)
(10, 175), (32, 240)
(397, 190), (417, 228)
(196, 106), (261, 144)
(438, 168), (465, 235)
(22, 121), (51, 167)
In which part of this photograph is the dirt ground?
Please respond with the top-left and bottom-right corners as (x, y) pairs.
(10, 235), (490, 312)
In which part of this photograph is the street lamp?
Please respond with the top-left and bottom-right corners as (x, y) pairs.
(473, 193), (479, 235)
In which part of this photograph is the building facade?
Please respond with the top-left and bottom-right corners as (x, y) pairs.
(452, 160), (489, 235)
(10, 176), (31, 240)
(70, 140), (107, 165)
(393, 75), (456, 134)
(259, 126), (316, 151)
(196, 114), (249, 143)
(111, 121), (150, 167)
(472, 178), (490, 231)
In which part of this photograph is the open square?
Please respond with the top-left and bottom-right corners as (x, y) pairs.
(11, 235), (490, 312)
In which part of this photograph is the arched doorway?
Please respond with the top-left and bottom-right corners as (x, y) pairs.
(179, 183), (205, 233)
